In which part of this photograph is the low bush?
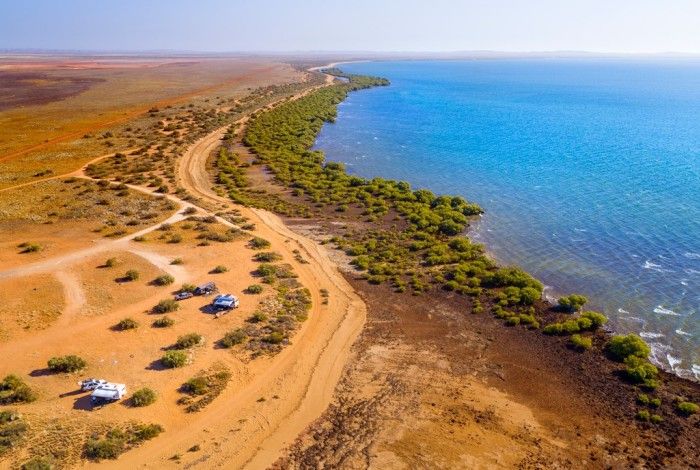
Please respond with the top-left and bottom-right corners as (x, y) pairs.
(569, 334), (592, 351)
(170, 258), (183, 265)
(20, 456), (54, 470)
(131, 423), (163, 442)
(47, 355), (86, 373)
(123, 269), (140, 281)
(153, 299), (180, 314)
(161, 350), (188, 368)
(263, 332), (285, 344)
(0, 375), (36, 404)
(605, 334), (650, 361)
(253, 251), (282, 262)
(104, 257), (118, 268)
(152, 316), (175, 328)
(115, 318), (139, 331)
(85, 430), (126, 460)
(248, 237), (271, 249)
(180, 283), (196, 293)
(174, 333), (203, 349)
(245, 284), (263, 294)
(182, 377), (209, 396)
(130, 388), (157, 407)
(557, 294), (588, 312)
(676, 401), (699, 416)
(623, 356), (660, 389)
(636, 409), (650, 421)
(219, 329), (247, 348)
(650, 414), (663, 424)
(153, 274), (175, 286)
(18, 242), (42, 253)
(211, 265), (228, 274)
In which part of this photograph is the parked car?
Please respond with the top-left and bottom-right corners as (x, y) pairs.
(212, 294), (240, 310)
(175, 291), (194, 301)
(194, 282), (218, 296)
(78, 378), (108, 391)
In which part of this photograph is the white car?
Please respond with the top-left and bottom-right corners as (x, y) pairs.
(78, 378), (108, 391)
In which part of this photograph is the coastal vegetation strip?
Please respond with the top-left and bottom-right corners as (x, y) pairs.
(236, 70), (697, 420)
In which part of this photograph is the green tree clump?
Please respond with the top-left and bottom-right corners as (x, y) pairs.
(153, 299), (180, 314)
(47, 355), (86, 373)
(676, 401), (699, 416)
(557, 294), (588, 312)
(219, 329), (247, 348)
(0, 375), (36, 404)
(130, 388), (157, 407)
(174, 333), (203, 349)
(605, 334), (651, 361)
(161, 350), (188, 368)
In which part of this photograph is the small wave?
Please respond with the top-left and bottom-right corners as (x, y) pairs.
(681, 280), (689, 286)
(574, 228), (588, 233)
(640, 332), (665, 339)
(693, 364), (700, 380)
(654, 306), (681, 316)
(675, 329), (692, 337)
(667, 354), (682, 371)
(684, 252), (700, 260)
(685, 268), (700, 275)
(643, 260), (673, 273)
(618, 308), (629, 314)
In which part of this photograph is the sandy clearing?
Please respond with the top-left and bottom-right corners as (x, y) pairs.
(55, 270), (86, 320)
(104, 72), (366, 468)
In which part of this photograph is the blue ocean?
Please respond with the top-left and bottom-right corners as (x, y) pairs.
(314, 59), (700, 379)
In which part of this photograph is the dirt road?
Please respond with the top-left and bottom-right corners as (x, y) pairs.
(101, 71), (366, 469)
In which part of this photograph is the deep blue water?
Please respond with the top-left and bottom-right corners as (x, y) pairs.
(314, 59), (700, 379)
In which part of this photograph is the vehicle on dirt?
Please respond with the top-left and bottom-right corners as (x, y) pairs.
(90, 383), (127, 403)
(175, 291), (194, 301)
(212, 294), (240, 310)
(77, 378), (108, 391)
(194, 282), (218, 296)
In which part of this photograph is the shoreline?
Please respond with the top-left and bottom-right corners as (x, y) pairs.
(313, 62), (698, 383)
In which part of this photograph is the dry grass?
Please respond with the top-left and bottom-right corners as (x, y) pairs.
(143, 218), (244, 246)
(0, 274), (64, 340)
(0, 59), (302, 189)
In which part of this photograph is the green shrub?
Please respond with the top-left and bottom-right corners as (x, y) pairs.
(20, 456), (54, 470)
(220, 329), (247, 348)
(47, 355), (86, 373)
(131, 388), (157, 407)
(636, 409), (650, 421)
(263, 332), (285, 344)
(115, 318), (139, 331)
(580, 311), (607, 329)
(132, 423), (163, 442)
(182, 377), (209, 396)
(19, 242), (42, 253)
(649, 397), (661, 408)
(676, 401), (699, 416)
(174, 333), (203, 349)
(161, 350), (188, 368)
(85, 431), (125, 460)
(605, 334), (650, 361)
(558, 294), (588, 312)
(123, 269), (140, 281)
(249, 312), (268, 323)
(211, 265), (228, 273)
(0, 375), (36, 404)
(650, 414), (663, 424)
(104, 257), (118, 268)
(152, 316), (175, 328)
(623, 356), (659, 389)
(245, 284), (263, 294)
(180, 283), (196, 293)
(248, 237), (271, 249)
(153, 299), (180, 314)
(253, 251), (282, 262)
(569, 334), (592, 351)
(170, 258), (183, 265)
(153, 274), (175, 286)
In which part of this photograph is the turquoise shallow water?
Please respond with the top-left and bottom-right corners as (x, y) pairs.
(314, 59), (700, 379)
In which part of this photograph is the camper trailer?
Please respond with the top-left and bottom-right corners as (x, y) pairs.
(90, 383), (127, 403)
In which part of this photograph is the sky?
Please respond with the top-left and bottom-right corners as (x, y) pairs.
(1, 0), (700, 54)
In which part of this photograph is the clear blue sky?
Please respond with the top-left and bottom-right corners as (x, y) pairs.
(1, 0), (699, 53)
